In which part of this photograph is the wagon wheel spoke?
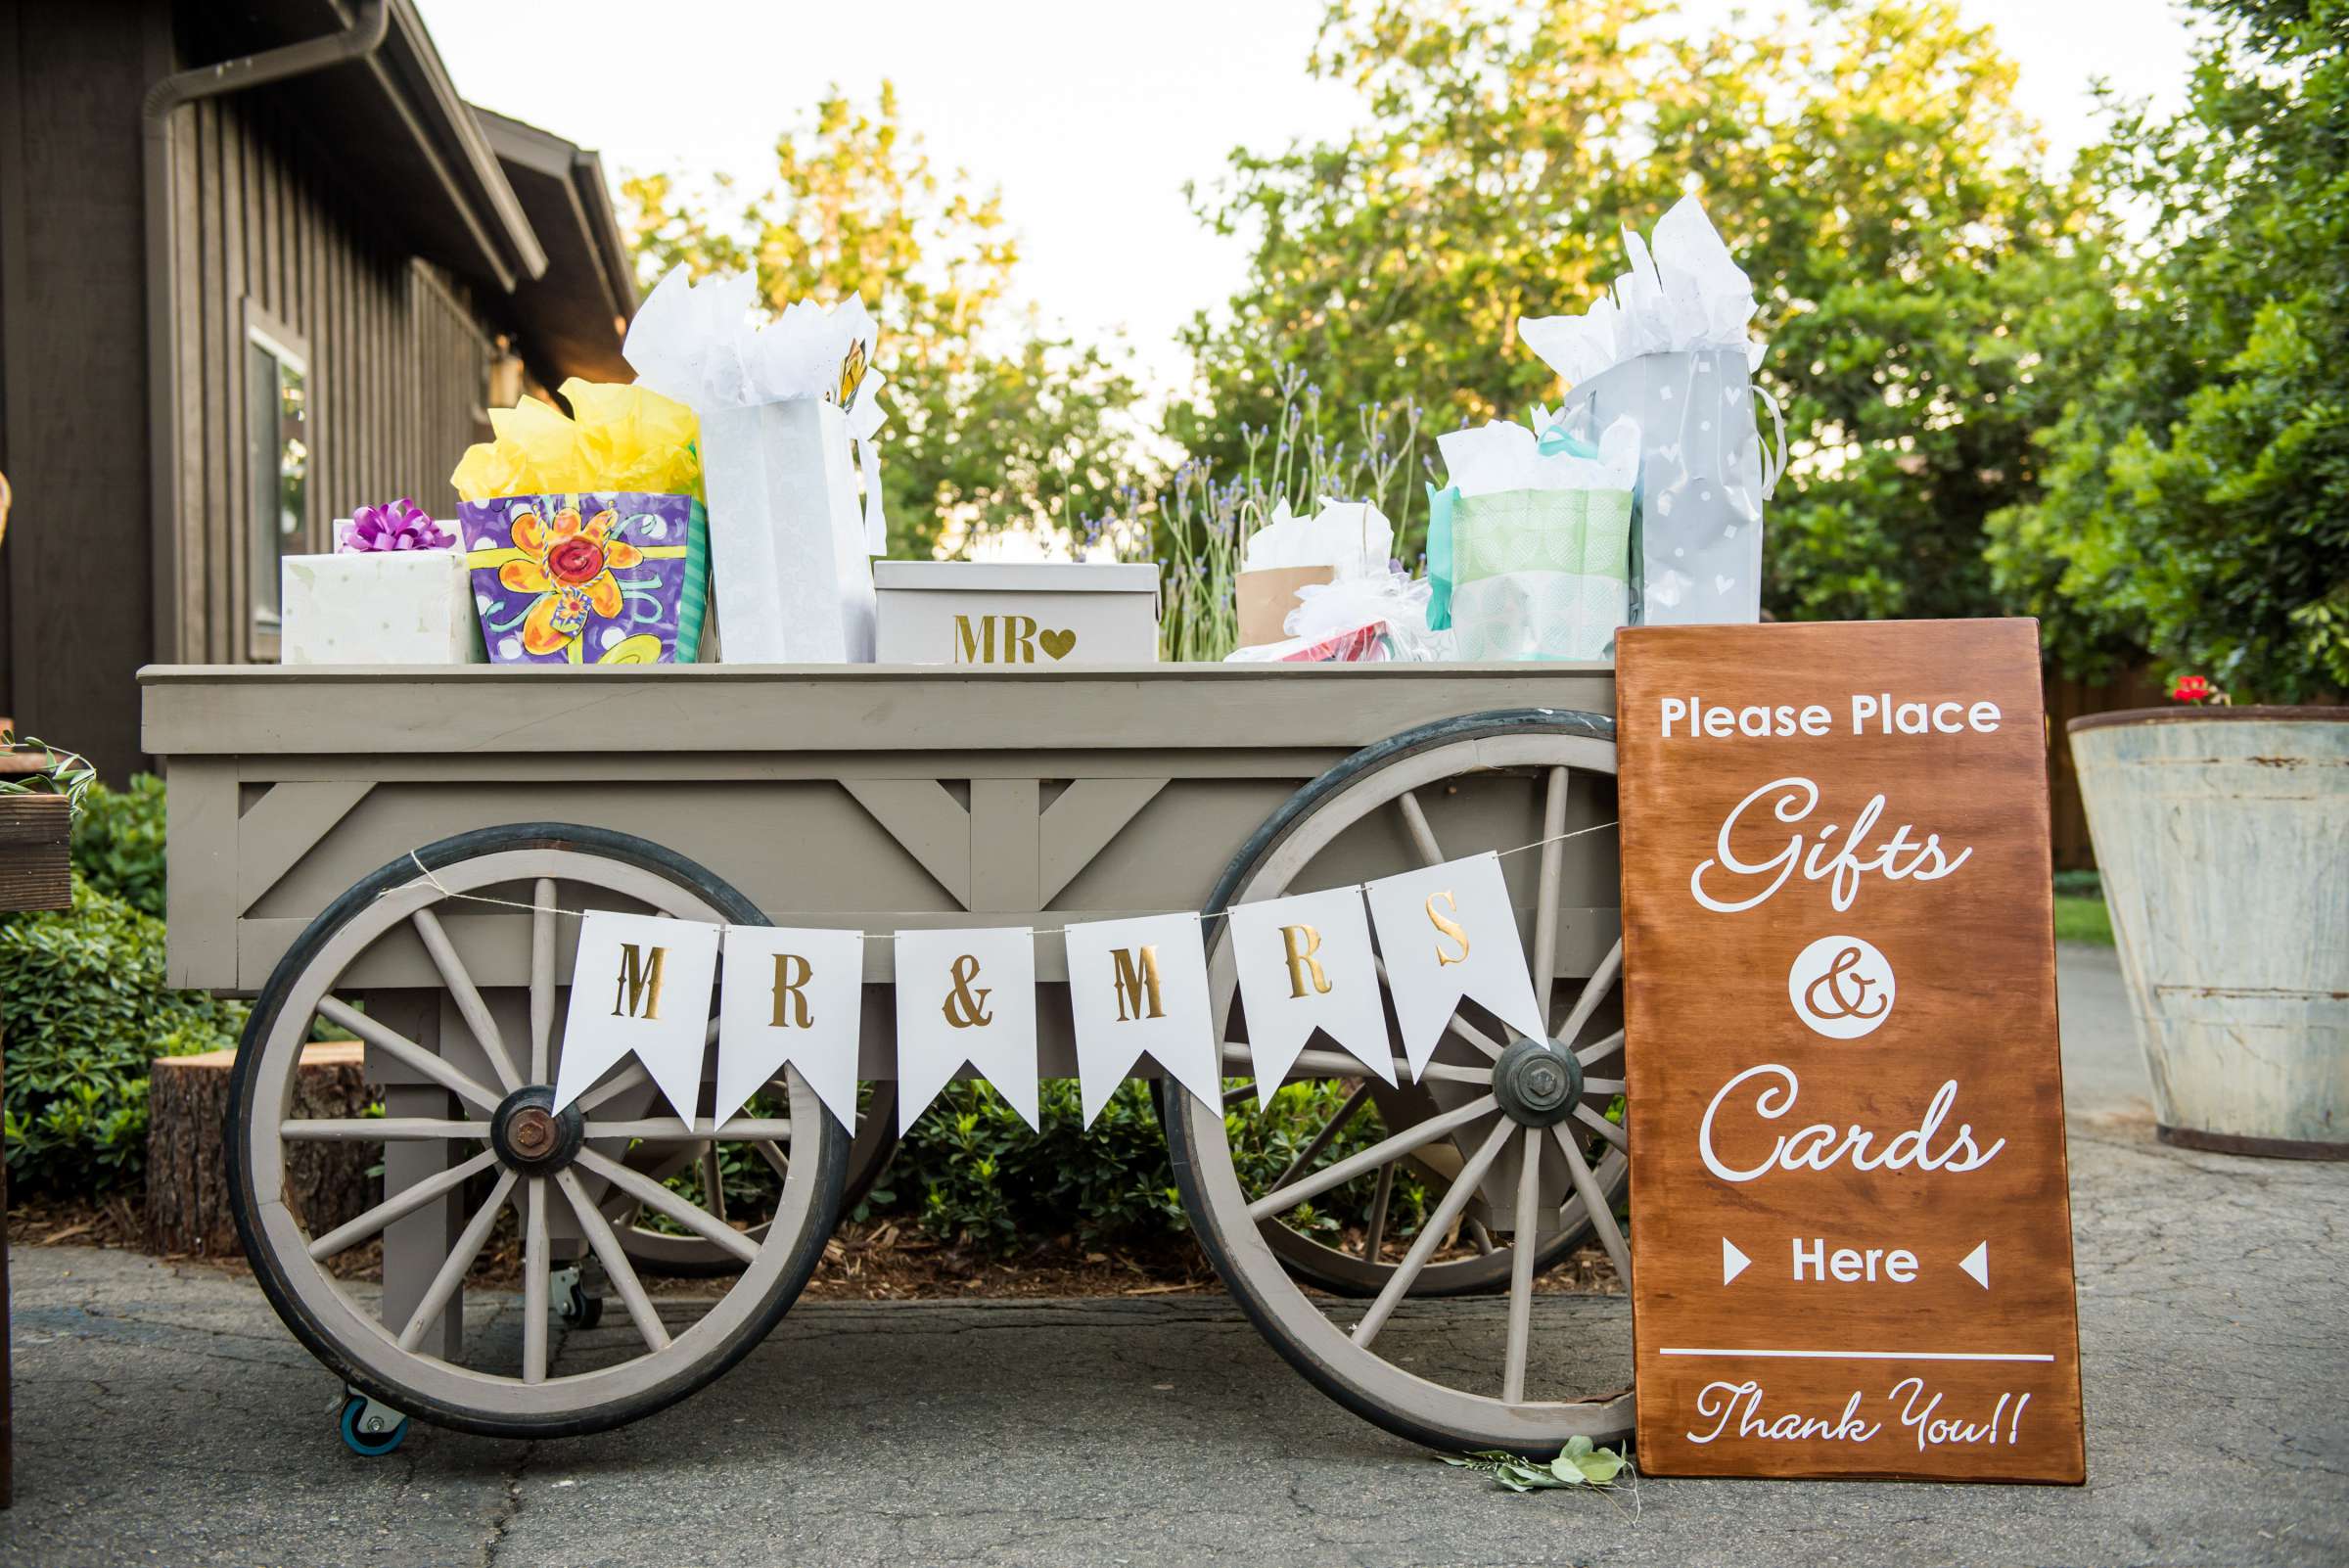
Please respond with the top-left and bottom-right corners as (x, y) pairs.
(1222, 1083), (1258, 1108)
(1531, 766), (1570, 1019)
(306, 1148), (500, 1261)
(523, 1176), (551, 1384)
(1464, 1217), (1496, 1255)
(410, 907), (527, 1094)
(1362, 1163), (1396, 1262)
(1554, 939), (1623, 1049)
(1501, 1127), (1544, 1402)
(586, 1118), (792, 1141)
(1552, 1122), (1630, 1287)
(555, 1167), (671, 1353)
(529, 879), (558, 1084)
(575, 1147), (758, 1266)
(1574, 1101), (1628, 1152)
(1396, 788), (1449, 869)
(576, 1060), (652, 1115)
(1352, 1117), (1513, 1348)
(753, 1139), (790, 1182)
(1249, 1095), (1498, 1221)
(280, 1118), (489, 1141)
(1575, 1029), (1625, 1067)
(1221, 1041), (1490, 1087)
(395, 1170), (519, 1353)
(699, 1144), (729, 1224)
(316, 997), (501, 1115)
(1269, 1082), (1374, 1194)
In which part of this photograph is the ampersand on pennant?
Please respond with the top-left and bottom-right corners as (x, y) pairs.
(941, 952), (995, 1029)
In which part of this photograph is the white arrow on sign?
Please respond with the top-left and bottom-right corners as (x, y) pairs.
(1723, 1236), (1751, 1286)
(1960, 1240), (1990, 1290)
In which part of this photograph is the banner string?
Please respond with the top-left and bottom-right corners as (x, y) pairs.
(389, 819), (1621, 940)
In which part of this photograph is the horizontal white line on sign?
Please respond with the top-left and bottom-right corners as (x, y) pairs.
(1658, 1348), (2056, 1362)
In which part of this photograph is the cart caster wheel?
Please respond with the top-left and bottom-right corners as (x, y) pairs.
(560, 1283), (603, 1330)
(340, 1392), (410, 1457)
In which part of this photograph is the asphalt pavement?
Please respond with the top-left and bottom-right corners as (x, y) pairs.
(1, 945), (2342, 1568)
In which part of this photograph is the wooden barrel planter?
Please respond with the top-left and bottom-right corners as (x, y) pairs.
(2070, 706), (2349, 1158)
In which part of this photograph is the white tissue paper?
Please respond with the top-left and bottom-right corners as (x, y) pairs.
(1241, 496), (1395, 578)
(1435, 412), (1642, 497)
(624, 265), (891, 663)
(1224, 567), (1452, 664)
(1516, 195), (1764, 385)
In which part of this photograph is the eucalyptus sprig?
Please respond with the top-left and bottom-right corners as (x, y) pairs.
(1440, 1437), (1633, 1494)
(0, 730), (96, 817)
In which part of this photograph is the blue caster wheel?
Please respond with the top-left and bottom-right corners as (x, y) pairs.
(340, 1392), (410, 1457)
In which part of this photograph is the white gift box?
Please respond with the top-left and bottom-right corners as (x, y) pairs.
(280, 550), (483, 665)
(700, 398), (878, 664)
(873, 562), (1160, 666)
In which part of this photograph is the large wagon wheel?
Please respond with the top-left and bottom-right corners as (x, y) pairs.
(618, 1084), (898, 1276)
(228, 824), (849, 1440)
(1165, 712), (1633, 1454)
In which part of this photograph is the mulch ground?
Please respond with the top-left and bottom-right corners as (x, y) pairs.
(9, 1196), (1622, 1301)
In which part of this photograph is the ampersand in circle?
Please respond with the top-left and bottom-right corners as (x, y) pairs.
(941, 953), (994, 1030)
(1786, 934), (1897, 1040)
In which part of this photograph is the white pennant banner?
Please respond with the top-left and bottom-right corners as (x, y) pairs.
(1363, 852), (1548, 1078)
(1063, 913), (1220, 1127)
(892, 927), (1039, 1133)
(553, 910), (723, 1120)
(1226, 887), (1396, 1108)
(715, 925), (865, 1129)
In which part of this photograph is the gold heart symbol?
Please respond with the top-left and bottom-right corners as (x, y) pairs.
(1038, 627), (1077, 661)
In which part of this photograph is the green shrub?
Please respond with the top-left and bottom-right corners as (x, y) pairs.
(859, 1076), (1432, 1253)
(70, 773), (168, 918)
(0, 874), (245, 1194)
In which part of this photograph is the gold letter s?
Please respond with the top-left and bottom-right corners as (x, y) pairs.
(1426, 891), (1470, 968)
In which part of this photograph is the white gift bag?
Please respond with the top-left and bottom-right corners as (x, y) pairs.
(698, 398), (877, 664)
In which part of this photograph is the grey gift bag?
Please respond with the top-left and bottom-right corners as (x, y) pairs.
(1557, 347), (1785, 625)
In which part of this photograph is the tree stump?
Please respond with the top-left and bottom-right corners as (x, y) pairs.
(145, 1042), (378, 1257)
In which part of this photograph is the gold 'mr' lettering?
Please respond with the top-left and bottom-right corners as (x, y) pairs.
(1280, 924), (1332, 999)
(770, 952), (814, 1028)
(1110, 945), (1166, 1022)
(612, 943), (668, 1020)
(1426, 890), (1471, 968)
(952, 614), (993, 666)
(1003, 615), (1039, 663)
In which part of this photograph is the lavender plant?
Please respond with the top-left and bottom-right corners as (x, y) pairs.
(1083, 367), (1428, 663)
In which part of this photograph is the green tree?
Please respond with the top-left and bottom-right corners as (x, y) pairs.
(622, 84), (1150, 558)
(1174, 0), (2107, 616)
(1987, 0), (2349, 699)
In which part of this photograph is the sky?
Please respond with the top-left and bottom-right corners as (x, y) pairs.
(418, 0), (2201, 397)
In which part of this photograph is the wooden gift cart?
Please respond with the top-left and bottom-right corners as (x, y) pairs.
(142, 662), (1633, 1456)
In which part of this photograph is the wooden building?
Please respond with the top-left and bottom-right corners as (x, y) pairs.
(0, 0), (638, 780)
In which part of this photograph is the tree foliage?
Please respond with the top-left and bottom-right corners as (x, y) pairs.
(1987, 0), (2349, 698)
(1174, 0), (2106, 615)
(621, 84), (1151, 558)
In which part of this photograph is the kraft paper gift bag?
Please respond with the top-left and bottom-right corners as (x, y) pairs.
(1519, 196), (1787, 626)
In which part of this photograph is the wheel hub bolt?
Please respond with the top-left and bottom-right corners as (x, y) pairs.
(1493, 1038), (1583, 1128)
(490, 1085), (585, 1175)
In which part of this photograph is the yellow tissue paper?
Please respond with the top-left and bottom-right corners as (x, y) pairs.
(450, 383), (702, 502)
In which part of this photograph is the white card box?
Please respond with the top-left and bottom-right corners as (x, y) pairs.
(280, 551), (483, 665)
(873, 561), (1160, 666)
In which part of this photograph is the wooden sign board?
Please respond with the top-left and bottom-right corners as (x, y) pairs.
(1617, 619), (2086, 1483)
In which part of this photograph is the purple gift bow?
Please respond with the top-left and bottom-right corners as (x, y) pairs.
(339, 497), (455, 553)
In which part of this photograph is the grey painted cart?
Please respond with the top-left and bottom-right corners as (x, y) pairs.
(143, 664), (1632, 1457)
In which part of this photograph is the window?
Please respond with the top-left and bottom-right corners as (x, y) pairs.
(247, 314), (310, 628)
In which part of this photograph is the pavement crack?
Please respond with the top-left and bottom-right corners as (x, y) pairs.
(479, 1439), (536, 1568)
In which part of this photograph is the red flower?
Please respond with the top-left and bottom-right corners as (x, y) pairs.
(2170, 673), (2212, 704)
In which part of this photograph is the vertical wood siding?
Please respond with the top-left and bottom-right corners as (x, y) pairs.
(169, 89), (493, 664)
